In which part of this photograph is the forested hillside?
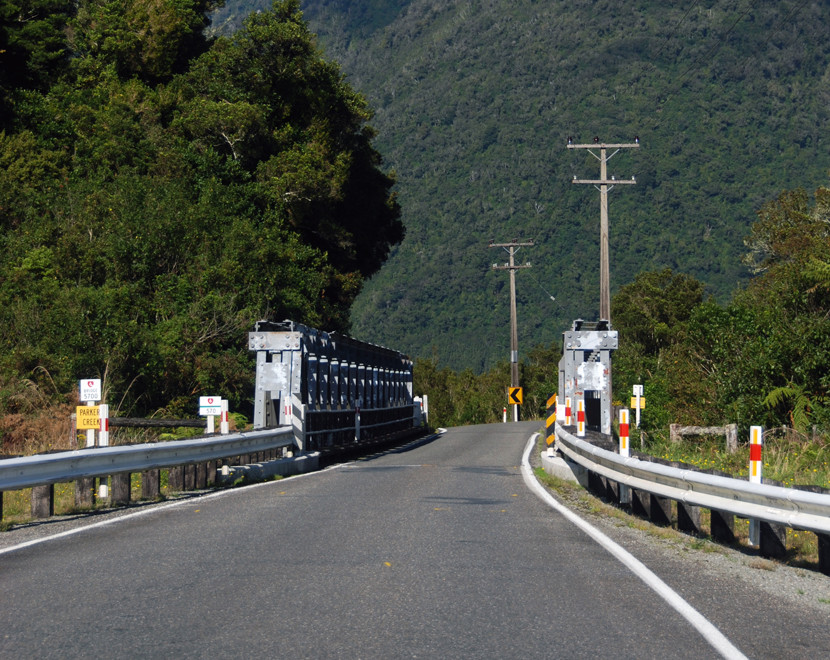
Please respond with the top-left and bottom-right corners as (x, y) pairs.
(216, 0), (830, 372)
(0, 0), (402, 431)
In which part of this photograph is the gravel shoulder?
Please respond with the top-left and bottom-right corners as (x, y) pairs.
(528, 437), (830, 615)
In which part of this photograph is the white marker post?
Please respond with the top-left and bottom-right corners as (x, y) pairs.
(748, 425), (764, 546)
(565, 397), (572, 426)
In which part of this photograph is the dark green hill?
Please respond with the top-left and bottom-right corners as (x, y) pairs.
(217, 0), (830, 372)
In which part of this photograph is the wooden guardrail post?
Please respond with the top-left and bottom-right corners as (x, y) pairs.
(630, 487), (650, 518)
(141, 469), (160, 499)
(710, 509), (736, 543)
(818, 534), (830, 576)
(677, 501), (702, 534)
(605, 478), (619, 503)
(758, 478), (787, 559)
(794, 485), (830, 574)
(759, 521), (787, 559)
(587, 470), (605, 498)
(206, 460), (217, 487)
(75, 477), (94, 508)
(184, 464), (196, 490)
(196, 462), (207, 489)
(648, 493), (672, 526)
(31, 484), (54, 518)
(669, 461), (702, 534)
(168, 466), (184, 491)
(111, 473), (131, 505)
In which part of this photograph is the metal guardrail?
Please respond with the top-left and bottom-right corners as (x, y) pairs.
(555, 423), (830, 535)
(0, 428), (293, 491)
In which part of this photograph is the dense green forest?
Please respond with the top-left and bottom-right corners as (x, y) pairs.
(0, 0), (402, 436)
(1, 0), (828, 451)
(216, 0), (830, 373)
(417, 183), (830, 437)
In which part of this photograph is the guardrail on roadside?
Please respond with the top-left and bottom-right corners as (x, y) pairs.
(553, 423), (830, 573)
(0, 428), (299, 521)
(0, 428), (294, 491)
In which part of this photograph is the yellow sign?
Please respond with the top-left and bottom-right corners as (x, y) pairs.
(630, 397), (646, 409)
(509, 387), (523, 405)
(76, 405), (101, 430)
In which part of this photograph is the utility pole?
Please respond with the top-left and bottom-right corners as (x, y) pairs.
(490, 239), (533, 422)
(568, 136), (639, 321)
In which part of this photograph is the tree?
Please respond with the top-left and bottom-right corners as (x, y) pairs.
(0, 0), (405, 422)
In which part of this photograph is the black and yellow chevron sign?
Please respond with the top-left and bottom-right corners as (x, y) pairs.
(508, 387), (523, 405)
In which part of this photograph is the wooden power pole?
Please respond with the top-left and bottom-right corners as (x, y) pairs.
(490, 239), (533, 422)
(568, 137), (639, 321)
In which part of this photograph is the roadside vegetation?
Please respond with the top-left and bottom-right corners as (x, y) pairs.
(0, 0), (402, 454)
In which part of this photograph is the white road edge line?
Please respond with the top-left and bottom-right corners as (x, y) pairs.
(0, 463), (331, 557)
(521, 433), (748, 660)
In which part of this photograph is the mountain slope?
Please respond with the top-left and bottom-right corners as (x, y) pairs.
(218, 0), (830, 371)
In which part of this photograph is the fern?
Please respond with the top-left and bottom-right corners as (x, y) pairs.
(764, 382), (812, 433)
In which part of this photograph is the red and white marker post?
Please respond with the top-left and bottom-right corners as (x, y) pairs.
(576, 398), (586, 437)
(220, 399), (230, 435)
(565, 397), (572, 426)
(97, 403), (109, 499)
(748, 425), (763, 545)
(619, 408), (630, 457)
(619, 408), (631, 504)
(98, 404), (109, 447)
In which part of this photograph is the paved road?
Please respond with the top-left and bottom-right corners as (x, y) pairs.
(1, 423), (827, 657)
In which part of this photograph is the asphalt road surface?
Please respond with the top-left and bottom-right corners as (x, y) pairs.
(2, 422), (828, 658)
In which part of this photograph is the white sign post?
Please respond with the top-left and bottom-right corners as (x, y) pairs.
(79, 379), (102, 449)
(199, 396), (222, 434)
(632, 384), (644, 428)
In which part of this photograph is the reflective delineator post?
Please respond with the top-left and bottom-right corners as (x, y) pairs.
(749, 425), (763, 546)
(565, 397), (572, 426)
(503, 407), (507, 424)
(98, 404), (109, 447)
(619, 408), (631, 504)
(619, 408), (630, 457)
(220, 399), (230, 435)
(576, 398), (586, 437)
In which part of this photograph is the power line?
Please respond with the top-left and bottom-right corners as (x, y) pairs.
(652, 0), (702, 60)
(677, 3), (754, 83)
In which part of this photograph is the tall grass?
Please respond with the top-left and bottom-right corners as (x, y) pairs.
(642, 426), (830, 488)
